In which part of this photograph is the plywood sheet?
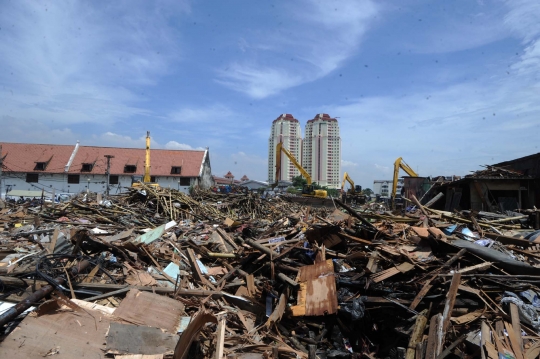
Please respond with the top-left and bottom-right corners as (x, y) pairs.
(106, 322), (178, 355)
(292, 259), (337, 316)
(114, 289), (185, 333)
(306, 275), (338, 316)
(0, 307), (110, 359)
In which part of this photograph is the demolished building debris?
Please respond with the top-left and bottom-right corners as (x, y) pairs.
(1, 184), (540, 358)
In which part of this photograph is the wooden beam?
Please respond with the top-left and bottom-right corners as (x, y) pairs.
(406, 312), (428, 359)
(215, 317), (226, 359)
(442, 273), (461, 335)
(425, 314), (443, 359)
(510, 303), (523, 353)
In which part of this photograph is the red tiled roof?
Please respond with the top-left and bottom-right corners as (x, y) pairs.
(272, 113), (299, 123)
(213, 175), (241, 185)
(240, 175), (249, 181)
(0, 142), (206, 177)
(224, 171), (234, 179)
(307, 113), (338, 123)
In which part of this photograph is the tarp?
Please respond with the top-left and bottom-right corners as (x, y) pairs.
(452, 239), (540, 275)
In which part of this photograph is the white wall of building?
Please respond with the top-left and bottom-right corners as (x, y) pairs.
(373, 179), (403, 197)
(302, 115), (341, 189)
(268, 115), (302, 183)
(1, 172), (197, 198)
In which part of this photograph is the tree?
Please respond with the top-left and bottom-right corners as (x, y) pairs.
(324, 187), (339, 197)
(362, 188), (373, 196)
(292, 175), (307, 188)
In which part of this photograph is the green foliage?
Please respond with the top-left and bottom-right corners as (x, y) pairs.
(286, 187), (300, 195)
(292, 175), (307, 188)
(326, 188), (339, 197)
(362, 188), (373, 196)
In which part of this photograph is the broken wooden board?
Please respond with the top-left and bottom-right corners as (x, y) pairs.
(106, 322), (178, 356)
(0, 306), (111, 358)
(291, 259), (337, 316)
(114, 288), (185, 333)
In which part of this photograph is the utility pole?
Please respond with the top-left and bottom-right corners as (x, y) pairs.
(104, 155), (114, 196)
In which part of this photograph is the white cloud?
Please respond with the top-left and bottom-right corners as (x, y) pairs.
(217, 0), (379, 98)
(341, 160), (358, 167)
(165, 141), (204, 150)
(92, 132), (150, 148)
(0, 1), (186, 127)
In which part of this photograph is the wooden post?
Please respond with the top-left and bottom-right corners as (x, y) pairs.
(442, 273), (462, 335)
(509, 303), (523, 351)
(215, 317), (226, 359)
(480, 319), (491, 359)
(425, 314), (443, 359)
(406, 312), (428, 359)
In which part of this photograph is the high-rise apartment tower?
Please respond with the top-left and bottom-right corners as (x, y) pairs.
(302, 114), (341, 188)
(268, 114), (302, 183)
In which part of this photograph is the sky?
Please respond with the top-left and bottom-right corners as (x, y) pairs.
(1, 0), (540, 189)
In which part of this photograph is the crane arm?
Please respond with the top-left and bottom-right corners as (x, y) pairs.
(143, 131), (151, 183)
(341, 172), (354, 192)
(392, 157), (418, 199)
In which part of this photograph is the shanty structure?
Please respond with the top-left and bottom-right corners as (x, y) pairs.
(0, 142), (214, 197)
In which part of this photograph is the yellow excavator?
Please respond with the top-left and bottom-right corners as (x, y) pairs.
(341, 172), (365, 205)
(391, 157), (418, 208)
(131, 131), (160, 189)
(272, 143), (327, 198)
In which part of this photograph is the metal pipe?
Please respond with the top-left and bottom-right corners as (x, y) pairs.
(0, 259), (90, 327)
(0, 278), (65, 327)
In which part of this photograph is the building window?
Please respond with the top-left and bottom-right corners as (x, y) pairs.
(68, 174), (80, 184)
(34, 162), (47, 171)
(81, 163), (94, 172)
(180, 177), (191, 186)
(124, 165), (137, 173)
(171, 166), (182, 174)
(150, 176), (156, 182)
(107, 175), (119, 185)
(26, 173), (39, 183)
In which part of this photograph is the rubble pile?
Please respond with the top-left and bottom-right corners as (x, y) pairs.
(1, 188), (540, 359)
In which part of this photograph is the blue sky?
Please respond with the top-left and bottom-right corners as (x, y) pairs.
(1, 0), (540, 188)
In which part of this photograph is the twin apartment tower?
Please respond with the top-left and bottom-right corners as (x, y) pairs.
(268, 113), (342, 189)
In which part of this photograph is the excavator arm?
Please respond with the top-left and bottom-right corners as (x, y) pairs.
(143, 131), (151, 183)
(272, 143), (326, 198)
(341, 172), (354, 192)
(392, 157), (418, 206)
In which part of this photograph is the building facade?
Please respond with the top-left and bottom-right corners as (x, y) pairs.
(302, 114), (341, 188)
(268, 114), (302, 183)
(373, 179), (404, 198)
(0, 142), (214, 198)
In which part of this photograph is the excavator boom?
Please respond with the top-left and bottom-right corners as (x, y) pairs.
(392, 157), (418, 207)
(132, 131), (160, 189)
(272, 143), (326, 198)
(341, 172), (355, 192)
(143, 131), (151, 183)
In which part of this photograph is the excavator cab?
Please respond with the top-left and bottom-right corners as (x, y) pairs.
(302, 184), (327, 198)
